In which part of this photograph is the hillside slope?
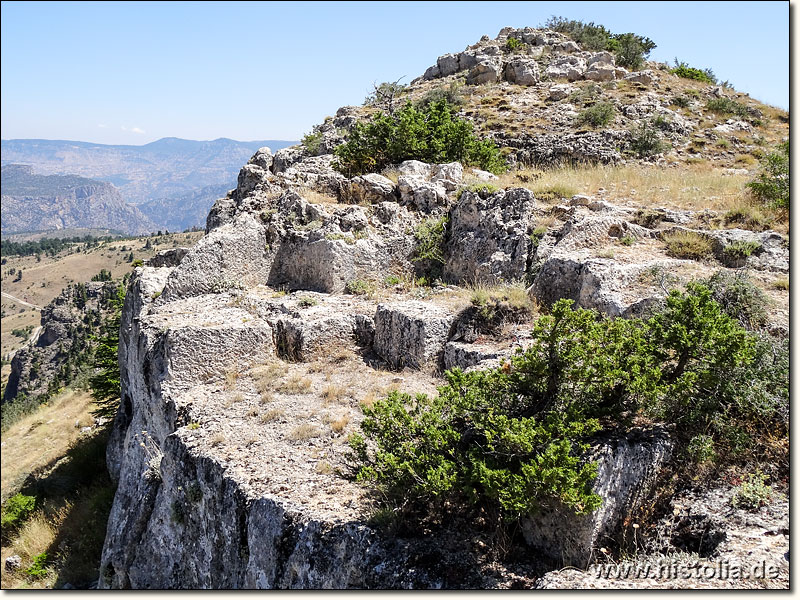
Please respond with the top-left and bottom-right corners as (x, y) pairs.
(0, 138), (297, 207)
(1, 165), (156, 235)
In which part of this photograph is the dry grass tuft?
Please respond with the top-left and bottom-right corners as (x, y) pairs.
(315, 462), (334, 475)
(260, 408), (284, 423)
(662, 231), (713, 260)
(502, 163), (751, 212)
(211, 433), (225, 446)
(288, 424), (321, 441)
(298, 187), (338, 205)
(278, 374), (312, 395)
(251, 362), (285, 394)
(772, 278), (789, 291)
(329, 415), (350, 434)
(322, 384), (348, 405)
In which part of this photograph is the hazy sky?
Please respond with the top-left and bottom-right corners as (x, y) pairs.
(0, 1), (790, 145)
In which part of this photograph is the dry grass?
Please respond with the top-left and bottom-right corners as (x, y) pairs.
(322, 384), (347, 405)
(260, 408), (284, 423)
(360, 390), (378, 409)
(772, 278), (789, 291)
(224, 370), (239, 389)
(298, 187), (338, 205)
(210, 433), (225, 446)
(499, 163), (751, 212)
(662, 231), (714, 260)
(251, 362), (285, 395)
(278, 374), (312, 395)
(329, 415), (350, 434)
(460, 281), (536, 316)
(723, 203), (776, 231)
(315, 462), (334, 475)
(288, 424), (321, 441)
(1, 389), (94, 500)
(1, 510), (59, 588)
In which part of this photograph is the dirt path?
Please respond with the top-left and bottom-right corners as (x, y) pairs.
(1, 291), (42, 310)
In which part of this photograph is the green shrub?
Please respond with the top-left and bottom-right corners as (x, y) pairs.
(670, 95), (691, 109)
(25, 552), (49, 580)
(545, 17), (656, 68)
(619, 235), (636, 246)
(301, 130), (323, 155)
(568, 83), (601, 106)
(297, 296), (318, 307)
(457, 183), (499, 200)
(662, 231), (713, 259)
(706, 97), (752, 120)
(670, 60), (716, 84)
(703, 271), (768, 330)
(747, 141), (789, 211)
(333, 99), (506, 177)
(131, 258), (144, 267)
(344, 279), (375, 296)
(724, 205), (773, 231)
(504, 36), (525, 52)
(412, 215), (449, 266)
(722, 240), (762, 263)
(687, 434), (716, 463)
(731, 471), (773, 510)
(416, 81), (465, 110)
(629, 121), (668, 158)
(576, 102), (615, 128)
(350, 285), (779, 526)
(1, 493), (36, 534)
(611, 32), (656, 70)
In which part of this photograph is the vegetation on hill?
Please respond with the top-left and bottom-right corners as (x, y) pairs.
(747, 141), (789, 211)
(349, 281), (787, 526)
(544, 16), (656, 69)
(333, 99), (506, 177)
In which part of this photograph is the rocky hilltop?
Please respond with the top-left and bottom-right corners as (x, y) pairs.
(1, 165), (156, 235)
(99, 26), (788, 589)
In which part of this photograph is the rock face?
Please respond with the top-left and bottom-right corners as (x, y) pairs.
(444, 188), (535, 283)
(2, 281), (119, 404)
(1, 165), (156, 235)
(521, 427), (673, 568)
(373, 301), (455, 369)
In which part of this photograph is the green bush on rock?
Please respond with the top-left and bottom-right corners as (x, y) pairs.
(333, 100), (506, 177)
(349, 284), (784, 524)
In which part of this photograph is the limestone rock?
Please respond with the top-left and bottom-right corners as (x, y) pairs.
(160, 212), (269, 301)
(5, 555), (22, 571)
(624, 69), (656, 86)
(467, 61), (502, 85)
(443, 341), (504, 372)
(444, 188), (535, 283)
(529, 256), (679, 318)
(146, 247), (190, 268)
(373, 301), (455, 369)
(584, 62), (616, 82)
(548, 84), (575, 101)
(344, 174), (397, 205)
(521, 427), (673, 567)
(504, 58), (540, 86)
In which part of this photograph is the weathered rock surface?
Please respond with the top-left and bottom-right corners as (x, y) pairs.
(444, 188), (535, 283)
(522, 427), (673, 568)
(373, 301), (455, 369)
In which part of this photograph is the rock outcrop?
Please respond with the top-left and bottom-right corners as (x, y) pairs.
(98, 22), (788, 590)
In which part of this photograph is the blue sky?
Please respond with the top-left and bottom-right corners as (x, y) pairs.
(0, 1), (790, 145)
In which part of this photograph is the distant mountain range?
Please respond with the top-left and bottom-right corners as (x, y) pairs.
(1, 164), (156, 235)
(0, 137), (297, 233)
